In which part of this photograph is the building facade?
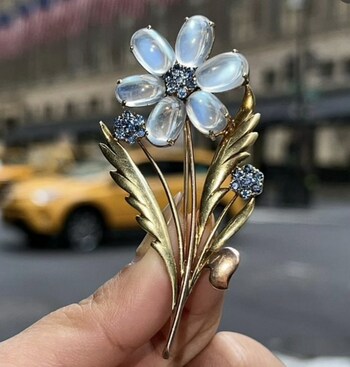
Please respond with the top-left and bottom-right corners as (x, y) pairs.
(0, 0), (349, 188)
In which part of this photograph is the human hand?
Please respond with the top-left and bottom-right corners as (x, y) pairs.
(0, 196), (284, 366)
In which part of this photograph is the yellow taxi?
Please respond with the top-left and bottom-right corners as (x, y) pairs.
(0, 138), (75, 206)
(0, 164), (35, 206)
(3, 148), (243, 251)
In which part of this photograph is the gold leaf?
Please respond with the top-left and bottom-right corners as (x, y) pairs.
(210, 198), (255, 253)
(214, 113), (260, 165)
(197, 111), (260, 243)
(99, 122), (178, 308)
(232, 84), (255, 125)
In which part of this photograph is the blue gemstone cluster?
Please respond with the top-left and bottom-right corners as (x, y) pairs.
(163, 63), (197, 99)
(114, 110), (147, 144)
(230, 164), (264, 200)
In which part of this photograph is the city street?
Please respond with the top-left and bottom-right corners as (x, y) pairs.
(1, 0), (350, 365)
(0, 203), (350, 359)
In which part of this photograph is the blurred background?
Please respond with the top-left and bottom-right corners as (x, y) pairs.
(0, 0), (349, 365)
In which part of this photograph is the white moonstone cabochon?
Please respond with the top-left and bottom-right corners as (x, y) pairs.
(196, 52), (249, 93)
(115, 75), (165, 107)
(131, 28), (176, 76)
(147, 97), (186, 146)
(186, 91), (228, 135)
(175, 15), (214, 67)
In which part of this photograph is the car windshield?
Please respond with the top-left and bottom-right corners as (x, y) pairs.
(66, 161), (110, 178)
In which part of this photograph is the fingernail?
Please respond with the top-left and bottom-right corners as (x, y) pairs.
(134, 192), (183, 262)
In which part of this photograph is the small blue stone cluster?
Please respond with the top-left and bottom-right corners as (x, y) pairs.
(163, 63), (197, 99)
(230, 164), (264, 200)
(114, 110), (147, 144)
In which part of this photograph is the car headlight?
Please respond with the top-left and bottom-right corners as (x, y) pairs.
(31, 189), (61, 206)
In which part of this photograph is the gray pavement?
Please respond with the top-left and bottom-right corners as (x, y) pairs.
(0, 202), (350, 361)
(226, 209), (350, 357)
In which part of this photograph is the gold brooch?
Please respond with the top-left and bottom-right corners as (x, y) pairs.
(99, 15), (263, 359)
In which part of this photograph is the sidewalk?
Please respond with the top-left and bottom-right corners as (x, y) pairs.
(253, 183), (350, 226)
(252, 201), (350, 226)
(313, 184), (350, 209)
(278, 354), (350, 366)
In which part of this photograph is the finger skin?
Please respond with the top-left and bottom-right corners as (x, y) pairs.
(169, 270), (224, 365)
(187, 332), (285, 367)
(118, 295), (224, 367)
(0, 249), (224, 367)
(0, 195), (182, 367)
(0, 202), (236, 367)
(124, 269), (225, 367)
(0, 249), (172, 367)
(0, 210), (225, 367)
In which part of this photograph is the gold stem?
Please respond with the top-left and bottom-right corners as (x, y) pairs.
(187, 119), (197, 285)
(163, 120), (197, 359)
(191, 193), (237, 290)
(183, 122), (190, 261)
(138, 141), (184, 276)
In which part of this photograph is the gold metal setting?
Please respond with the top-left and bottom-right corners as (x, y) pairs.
(99, 83), (261, 358)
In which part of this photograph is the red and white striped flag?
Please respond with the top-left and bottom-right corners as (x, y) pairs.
(0, 0), (182, 60)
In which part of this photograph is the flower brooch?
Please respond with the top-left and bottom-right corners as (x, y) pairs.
(115, 15), (249, 145)
(100, 15), (263, 359)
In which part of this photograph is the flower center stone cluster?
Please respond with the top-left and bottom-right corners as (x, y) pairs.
(163, 63), (197, 100)
(230, 164), (264, 200)
(114, 110), (147, 144)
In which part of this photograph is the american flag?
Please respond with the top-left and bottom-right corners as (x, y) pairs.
(0, 0), (181, 60)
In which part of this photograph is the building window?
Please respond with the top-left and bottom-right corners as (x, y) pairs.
(269, 0), (281, 36)
(189, 0), (206, 6)
(284, 55), (297, 83)
(5, 118), (18, 132)
(252, 0), (263, 28)
(65, 102), (76, 118)
(343, 58), (350, 76)
(318, 60), (334, 79)
(44, 104), (54, 121)
(89, 98), (100, 115)
(263, 69), (277, 89)
(24, 108), (33, 123)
